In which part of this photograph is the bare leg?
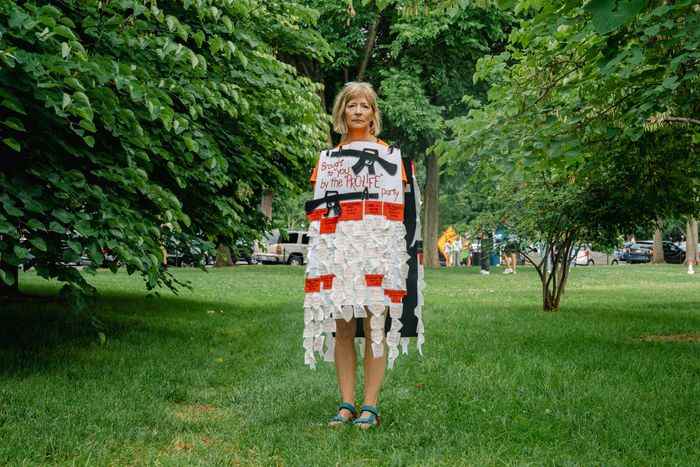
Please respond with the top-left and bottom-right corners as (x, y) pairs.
(361, 309), (386, 412)
(334, 318), (357, 418)
(511, 253), (518, 273)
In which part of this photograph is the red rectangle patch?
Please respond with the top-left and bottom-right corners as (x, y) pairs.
(304, 277), (321, 293)
(384, 289), (407, 304)
(339, 201), (363, 221)
(319, 216), (338, 234)
(320, 274), (335, 290)
(364, 274), (384, 287)
(307, 209), (324, 221)
(383, 202), (404, 221)
(365, 200), (382, 216)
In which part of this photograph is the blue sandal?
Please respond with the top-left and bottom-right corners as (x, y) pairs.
(328, 402), (356, 426)
(352, 404), (381, 429)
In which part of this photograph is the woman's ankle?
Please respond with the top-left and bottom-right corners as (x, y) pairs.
(361, 400), (379, 410)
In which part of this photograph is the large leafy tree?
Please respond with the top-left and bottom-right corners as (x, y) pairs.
(0, 0), (329, 299)
(294, 0), (512, 268)
(378, 3), (512, 266)
(442, 0), (700, 310)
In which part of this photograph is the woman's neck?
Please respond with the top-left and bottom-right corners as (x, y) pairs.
(341, 127), (374, 145)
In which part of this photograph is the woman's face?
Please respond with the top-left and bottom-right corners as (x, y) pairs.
(344, 95), (374, 132)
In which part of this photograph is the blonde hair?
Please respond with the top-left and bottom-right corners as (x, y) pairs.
(331, 82), (382, 136)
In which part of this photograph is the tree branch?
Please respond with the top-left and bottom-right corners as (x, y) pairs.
(534, 60), (586, 106)
(356, 11), (382, 81)
(554, 231), (576, 307)
(520, 249), (544, 281)
(648, 116), (700, 126)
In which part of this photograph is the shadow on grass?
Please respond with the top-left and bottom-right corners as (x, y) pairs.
(3, 279), (699, 379)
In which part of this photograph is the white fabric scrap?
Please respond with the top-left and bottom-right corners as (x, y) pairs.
(341, 305), (354, 322)
(401, 337), (410, 355)
(323, 333), (335, 362)
(371, 342), (384, 358)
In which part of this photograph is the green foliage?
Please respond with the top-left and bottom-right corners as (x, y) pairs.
(585, 0), (645, 35)
(300, 0), (382, 106)
(387, 2), (510, 117)
(294, 1), (513, 269)
(0, 0), (329, 295)
(376, 3), (513, 231)
(272, 189), (312, 231)
(298, 0), (512, 143)
(378, 70), (444, 156)
(441, 0), (700, 308)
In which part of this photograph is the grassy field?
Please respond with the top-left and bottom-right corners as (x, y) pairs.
(1, 264), (699, 466)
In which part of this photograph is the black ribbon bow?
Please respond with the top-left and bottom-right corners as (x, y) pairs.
(328, 148), (398, 176)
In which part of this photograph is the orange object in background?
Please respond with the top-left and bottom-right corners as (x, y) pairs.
(437, 227), (458, 263)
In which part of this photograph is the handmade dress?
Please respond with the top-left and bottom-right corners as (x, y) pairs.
(302, 141), (425, 369)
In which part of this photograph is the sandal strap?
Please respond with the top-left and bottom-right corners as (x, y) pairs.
(352, 412), (379, 427)
(331, 413), (350, 422)
(354, 413), (377, 424)
(359, 404), (379, 417)
(338, 402), (356, 415)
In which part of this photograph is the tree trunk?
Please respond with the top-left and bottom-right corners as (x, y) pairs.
(686, 218), (698, 272)
(215, 244), (234, 267)
(539, 235), (575, 311)
(356, 12), (381, 81)
(259, 191), (273, 219)
(0, 261), (20, 298)
(479, 231), (491, 273)
(422, 153), (440, 268)
(690, 219), (698, 264)
(652, 226), (665, 264)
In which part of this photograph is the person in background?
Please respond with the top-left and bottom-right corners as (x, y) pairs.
(480, 231), (492, 275)
(498, 226), (518, 274)
(159, 222), (172, 269)
(443, 240), (453, 267)
(502, 240), (518, 274)
(451, 236), (462, 267)
(462, 235), (472, 267)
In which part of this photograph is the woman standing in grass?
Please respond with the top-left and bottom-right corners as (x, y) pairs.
(303, 82), (424, 429)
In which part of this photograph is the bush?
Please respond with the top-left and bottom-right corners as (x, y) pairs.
(0, 0), (329, 295)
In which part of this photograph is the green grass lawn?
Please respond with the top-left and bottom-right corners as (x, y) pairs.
(1, 264), (699, 466)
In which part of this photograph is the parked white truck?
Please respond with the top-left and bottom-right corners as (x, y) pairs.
(253, 230), (309, 265)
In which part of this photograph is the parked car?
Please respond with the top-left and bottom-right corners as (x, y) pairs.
(254, 230), (309, 265)
(611, 248), (624, 265)
(620, 240), (686, 264)
(230, 239), (257, 265)
(573, 246), (595, 266)
(571, 245), (611, 266)
(620, 241), (652, 264)
(646, 240), (686, 264)
(165, 236), (213, 267)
